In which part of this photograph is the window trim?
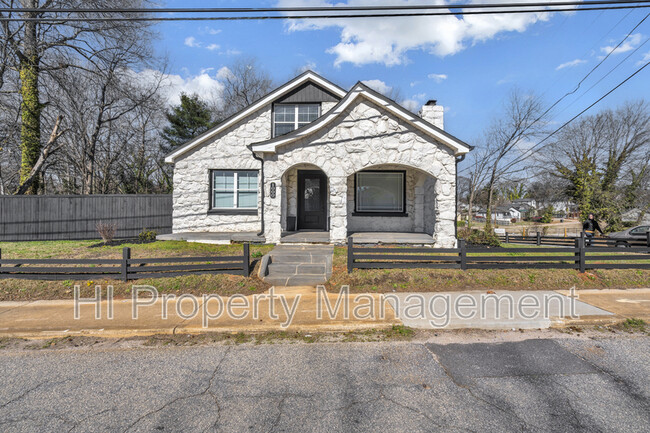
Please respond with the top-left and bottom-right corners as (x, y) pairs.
(353, 170), (408, 217)
(272, 103), (321, 138)
(208, 169), (259, 215)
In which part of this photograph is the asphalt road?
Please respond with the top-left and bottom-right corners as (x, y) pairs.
(0, 336), (648, 432)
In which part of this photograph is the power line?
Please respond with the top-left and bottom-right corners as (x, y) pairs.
(3, 1), (649, 14)
(2, 5), (650, 22)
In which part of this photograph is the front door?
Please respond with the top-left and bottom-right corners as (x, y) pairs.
(297, 170), (327, 231)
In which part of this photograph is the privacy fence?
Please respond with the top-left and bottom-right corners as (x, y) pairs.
(347, 237), (650, 273)
(498, 232), (650, 248)
(0, 194), (172, 241)
(0, 244), (250, 281)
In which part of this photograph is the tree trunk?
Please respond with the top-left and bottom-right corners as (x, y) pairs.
(19, 0), (41, 194)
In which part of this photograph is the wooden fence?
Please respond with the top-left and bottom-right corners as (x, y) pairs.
(499, 232), (650, 248)
(347, 237), (650, 273)
(0, 244), (250, 281)
(0, 194), (172, 241)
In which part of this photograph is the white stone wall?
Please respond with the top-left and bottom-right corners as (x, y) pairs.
(171, 105), (272, 233)
(263, 97), (457, 247)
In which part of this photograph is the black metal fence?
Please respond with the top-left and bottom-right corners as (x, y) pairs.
(347, 237), (650, 273)
(0, 244), (250, 281)
(0, 194), (172, 241)
(499, 232), (650, 248)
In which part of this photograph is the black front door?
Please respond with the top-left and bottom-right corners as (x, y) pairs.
(297, 170), (327, 231)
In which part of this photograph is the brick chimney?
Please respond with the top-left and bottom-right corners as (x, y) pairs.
(419, 100), (444, 130)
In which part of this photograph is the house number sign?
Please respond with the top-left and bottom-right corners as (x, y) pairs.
(270, 182), (276, 198)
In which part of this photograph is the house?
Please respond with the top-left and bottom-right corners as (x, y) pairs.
(164, 71), (471, 247)
(475, 206), (515, 224)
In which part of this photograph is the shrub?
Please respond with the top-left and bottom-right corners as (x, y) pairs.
(458, 228), (501, 247)
(540, 206), (554, 223)
(457, 220), (466, 228)
(96, 221), (117, 244)
(138, 228), (157, 242)
(510, 218), (517, 224)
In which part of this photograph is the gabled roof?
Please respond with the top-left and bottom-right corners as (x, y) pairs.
(250, 82), (471, 156)
(164, 70), (347, 163)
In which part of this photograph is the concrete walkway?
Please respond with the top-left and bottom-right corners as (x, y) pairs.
(262, 245), (334, 286)
(0, 287), (647, 338)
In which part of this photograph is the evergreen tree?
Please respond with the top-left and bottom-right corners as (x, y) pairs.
(161, 93), (216, 154)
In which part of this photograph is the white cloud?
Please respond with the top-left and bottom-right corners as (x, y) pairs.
(428, 73), (448, 83)
(362, 79), (392, 95)
(127, 69), (225, 106)
(601, 33), (643, 56)
(400, 99), (420, 113)
(203, 27), (222, 35)
(638, 51), (650, 66)
(184, 36), (201, 48)
(216, 66), (233, 80)
(206, 44), (221, 51)
(278, 0), (554, 66)
(409, 81), (420, 87)
(299, 61), (318, 73)
(555, 59), (586, 70)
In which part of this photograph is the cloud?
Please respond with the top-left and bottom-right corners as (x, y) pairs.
(601, 33), (643, 56)
(184, 36), (201, 48)
(128, 69), (225, 106)
(216, 66), (233, 80)
(206, 44), (221, 51)
(362, 79), (392, 95)
(555, 59), (586, 70)
(299, 61), (318, 73)
(428, 73), (447, 83)
(202, 27), (222, 35)
(638, 51), (650, 66)
(278, 0), (554, 66)
(399, 99), (420, 113)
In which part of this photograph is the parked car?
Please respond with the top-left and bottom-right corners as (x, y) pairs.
(607, 225), (650, 247)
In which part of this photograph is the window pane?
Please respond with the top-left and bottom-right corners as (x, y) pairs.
(298, 105), (319, 123)
(274, 123), (295, 136)
(238, 171), (258, 190)
(214, 192), (234, 208)
(213, 171), (234, 190)
(356, 172), (404, 212)
(274, 105), (295, 123)
(238, 192), (257, 208)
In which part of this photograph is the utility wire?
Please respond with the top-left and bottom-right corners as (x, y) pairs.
(2, 5), (650, 22)
(3, 1), (650, 14)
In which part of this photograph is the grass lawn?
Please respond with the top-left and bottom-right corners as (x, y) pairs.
(0, 240), (649, 301)
(0, 240), (274, 301)
(327, 244), (650, 293)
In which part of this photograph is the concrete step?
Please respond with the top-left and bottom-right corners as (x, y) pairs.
(267, 263), (326, 275)
(268, 254), (330, 264)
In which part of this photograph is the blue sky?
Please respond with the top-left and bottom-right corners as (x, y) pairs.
(151, 1), (650, 145)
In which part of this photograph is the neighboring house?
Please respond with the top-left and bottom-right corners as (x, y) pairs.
(512, 198), (537, 209)
(164, 71), (471, 247)
(475, 206), (516, 222)
(622, 208), (650, 225)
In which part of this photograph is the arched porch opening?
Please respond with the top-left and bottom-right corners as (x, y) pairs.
(280, 163), (330, 234)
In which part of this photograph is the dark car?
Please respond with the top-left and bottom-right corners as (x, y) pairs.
(607, 225), (650, 247)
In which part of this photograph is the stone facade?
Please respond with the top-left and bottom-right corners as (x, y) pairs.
(172, 89), (458, 248)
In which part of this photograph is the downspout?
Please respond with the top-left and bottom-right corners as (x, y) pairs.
(455, 154), (466, 240)
(248, 146), (265, 237)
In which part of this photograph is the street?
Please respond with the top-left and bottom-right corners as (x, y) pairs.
(0, 333), (648, 432)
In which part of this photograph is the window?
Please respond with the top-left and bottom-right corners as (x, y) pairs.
(211, 170), (258, 211)
(273, 104), (320, 137)
(355, 171), (405, 214)
(630, 226), (649, 236)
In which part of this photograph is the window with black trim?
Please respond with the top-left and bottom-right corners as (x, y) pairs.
(355, 171), (405, 214)
(273, 104), (320, 137)
(211, 170), (258, 210)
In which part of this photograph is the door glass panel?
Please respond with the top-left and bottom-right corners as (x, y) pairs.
(304, 177), (322, 212)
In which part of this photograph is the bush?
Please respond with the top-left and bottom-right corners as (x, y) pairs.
(457, 220), (466, 228)
(540, 206), (554, 224)
(458, 228), (501, 247)
(96, 221), (117, 244)
(138, 228), (157, 242)
(510, 218), (517, 224)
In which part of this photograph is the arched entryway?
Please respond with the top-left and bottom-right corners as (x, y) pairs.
(281, 164), (330, 233)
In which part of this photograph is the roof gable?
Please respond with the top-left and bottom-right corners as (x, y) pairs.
(164, 70), (347, 163)
(251, 82), (471, 156)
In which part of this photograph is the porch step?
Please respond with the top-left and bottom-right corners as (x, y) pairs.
(262, 245), (334, 287)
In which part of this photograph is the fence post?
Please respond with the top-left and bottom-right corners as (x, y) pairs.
(459, 240), (467, 270)
(242, 243), (250, 277)
(122, 247), (131, 282)
(647, 231), (650, 248)
(536, 231), (541, 246)
(347, 236), (354, 274)
(0, 248), (2, 278)
(576, 237), (586, 273)
(505, 232), (509, 244)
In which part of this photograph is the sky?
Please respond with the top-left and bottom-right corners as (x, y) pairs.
(149, 0), (650, 146)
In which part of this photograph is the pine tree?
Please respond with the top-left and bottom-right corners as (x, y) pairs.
(161, 93), (216, 154)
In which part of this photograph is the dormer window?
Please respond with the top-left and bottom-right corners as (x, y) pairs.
(273, 104), (320, 137)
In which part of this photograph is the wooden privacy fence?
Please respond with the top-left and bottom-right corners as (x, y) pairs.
(347, 237), (650, 273)
(0, 194), (172, 241)
(0, 244), (250, 281)
(499, 232), (650, 248)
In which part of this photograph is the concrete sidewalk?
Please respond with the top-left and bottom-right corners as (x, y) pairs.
(0, 287), (647, 338)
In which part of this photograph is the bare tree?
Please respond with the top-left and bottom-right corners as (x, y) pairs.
(221, 57), (274, 115)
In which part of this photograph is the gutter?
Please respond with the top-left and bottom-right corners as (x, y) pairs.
(248, 146), (265, 237)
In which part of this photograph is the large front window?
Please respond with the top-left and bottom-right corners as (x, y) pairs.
(211, 170), (258, 210)
(274, 104), (320, 137)
(355, 171), (405, 214)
